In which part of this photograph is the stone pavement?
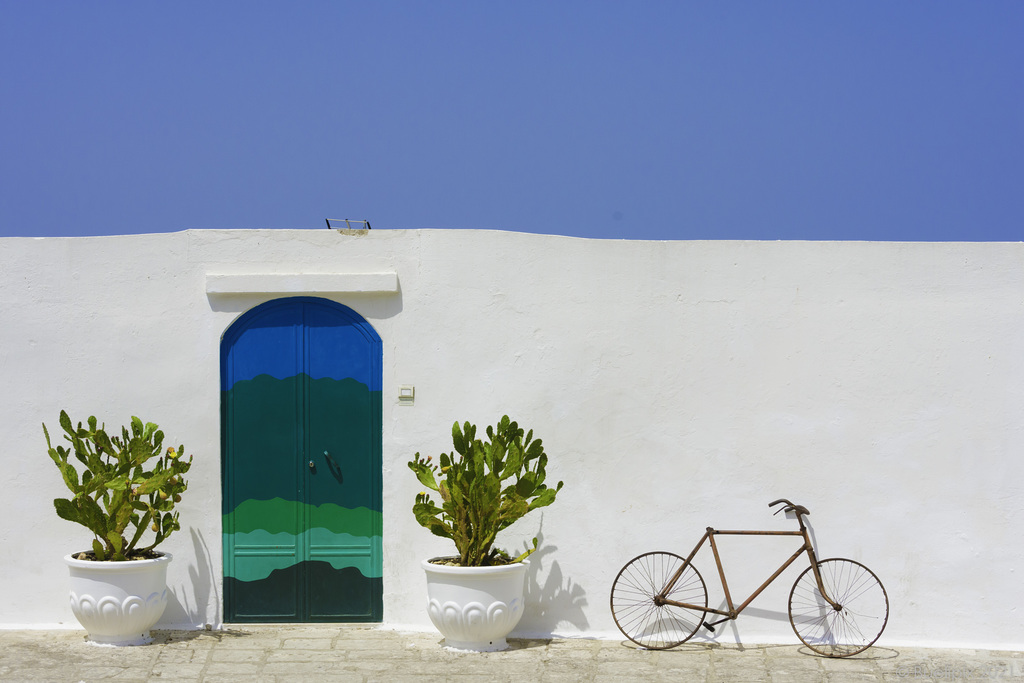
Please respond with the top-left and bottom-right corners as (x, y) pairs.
(0, 626), (1021, 683)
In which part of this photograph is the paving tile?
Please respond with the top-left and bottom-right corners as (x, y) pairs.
(263, 660), (351, 675)
(764, 645), (807, 658)
(143, 673), (203, 682)
(594, 660), (661, 677)
(334, 636), (403, 648)
(154, 648), (207, 664)
(595, 646), (655, 662)
(209, 648), (267, 662)
(365, 676), (452, 683)
(342, 647), (422, 663)
(281, 637), (336, 650)
(541, 660), (595, 673)
(772, 674), (827, 683)
(103, 671), (155, 681)
(275, 675), (364, 683)
(0, 668), (84, 681)
(334, 660), (395, 672)
(267, 649), (350, 663)
(765, 658), (824, 672)
(827, 673), (885, 682)
(818, 655), (880, 673)
(202, 661), (263, 675)
(205, 636), (283, 650)
(713, 661), (770, 672)
(0, 628), (1019, 682)
(148, 662), (207, 679)
(540, 673), (595, 683)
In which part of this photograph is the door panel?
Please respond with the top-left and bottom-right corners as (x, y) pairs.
(222, 297), (382, 622)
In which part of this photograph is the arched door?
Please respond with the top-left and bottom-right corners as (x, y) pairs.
(221, 297), (382, 622)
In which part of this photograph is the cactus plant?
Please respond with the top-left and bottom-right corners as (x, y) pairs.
(44, 410), (192, 561)
(408, 416), (563, 566)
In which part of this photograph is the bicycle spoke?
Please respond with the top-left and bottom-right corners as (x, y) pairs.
(788, 558), (889, 657)
(610, 551), (708, 649)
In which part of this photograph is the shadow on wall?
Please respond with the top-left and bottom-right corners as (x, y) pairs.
(521, 528), (589, 635)
(163, 528), (219, 628)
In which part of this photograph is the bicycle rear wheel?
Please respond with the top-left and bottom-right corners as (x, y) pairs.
(610, 551), (707, 649)
(788, 558), (889, 657)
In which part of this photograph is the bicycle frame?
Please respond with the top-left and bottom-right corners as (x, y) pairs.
(656, 514), (841, 630)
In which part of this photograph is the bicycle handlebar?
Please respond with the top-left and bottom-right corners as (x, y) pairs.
(769, 499), (810, 516)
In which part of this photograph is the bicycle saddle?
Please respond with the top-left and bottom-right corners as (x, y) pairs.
(769, 498), (810, 516)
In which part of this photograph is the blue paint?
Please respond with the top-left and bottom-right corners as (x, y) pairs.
(221, 297), (382, 391)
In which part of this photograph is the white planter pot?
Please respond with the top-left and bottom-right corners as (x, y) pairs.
(422, 557), (529, 652)
(64, 552), (172, 646)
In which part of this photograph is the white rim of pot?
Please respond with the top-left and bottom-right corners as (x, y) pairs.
(65, 552), (173, 568)
(422, 557), (528, 573)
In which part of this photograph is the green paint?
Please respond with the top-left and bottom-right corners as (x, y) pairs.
(224, 562), (382, 623)
(224, 498), (381, 537)
(231, 554), (298, 584)
(221, 374), (382, 512)
(226, 530), (382, 581)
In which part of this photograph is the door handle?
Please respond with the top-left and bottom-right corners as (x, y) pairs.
(309, 460), (315, 470)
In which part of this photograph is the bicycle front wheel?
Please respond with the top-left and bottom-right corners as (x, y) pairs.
(610, 551), (708, 649)
(788, 558), (889, 657)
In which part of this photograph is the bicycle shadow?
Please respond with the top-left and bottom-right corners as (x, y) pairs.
(681, 603), (898, 660)
(688, 604), (792, 651)
(618, 632), (900, 661)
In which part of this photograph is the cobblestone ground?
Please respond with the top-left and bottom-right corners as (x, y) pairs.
(0, 627), (1021, 682)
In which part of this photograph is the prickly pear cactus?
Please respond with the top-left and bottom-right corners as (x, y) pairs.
(44, 410), (192, 561)
(408, 415), (563, 566)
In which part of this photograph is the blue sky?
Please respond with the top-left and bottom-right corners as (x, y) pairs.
(2, 2), (1021, 240)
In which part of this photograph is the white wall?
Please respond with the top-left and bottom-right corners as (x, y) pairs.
(1, 229), (1021, 650)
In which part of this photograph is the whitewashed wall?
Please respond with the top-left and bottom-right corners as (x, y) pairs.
(0, 229), (1020, 650)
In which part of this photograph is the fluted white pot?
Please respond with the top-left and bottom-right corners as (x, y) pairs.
(422, 557), (528, 652)
(65, 552), (171, 646)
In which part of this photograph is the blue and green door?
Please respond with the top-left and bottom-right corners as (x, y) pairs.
(221, 297), (382, 622)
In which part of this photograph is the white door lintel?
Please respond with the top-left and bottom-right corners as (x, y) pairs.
(206, 272), (399, 295)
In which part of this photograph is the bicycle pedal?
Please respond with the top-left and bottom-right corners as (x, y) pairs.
(703, 622), (716, 633)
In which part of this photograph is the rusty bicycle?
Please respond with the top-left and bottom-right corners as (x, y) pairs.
(609, 499), (888, 657)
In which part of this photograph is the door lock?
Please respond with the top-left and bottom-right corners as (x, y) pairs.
(309, 460), (315, 470)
